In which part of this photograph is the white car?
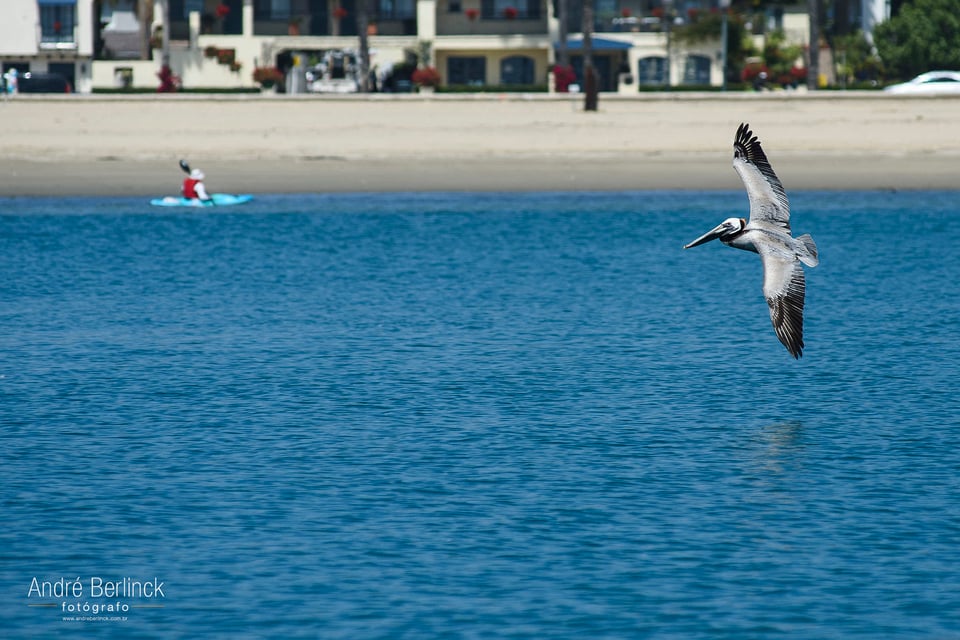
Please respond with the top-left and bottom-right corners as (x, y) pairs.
(884, 71), (960, 94)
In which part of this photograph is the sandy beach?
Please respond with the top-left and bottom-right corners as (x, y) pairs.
(2, 92), (959, 196)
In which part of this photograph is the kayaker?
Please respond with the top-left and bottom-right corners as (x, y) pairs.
(182, 168), (211, 202)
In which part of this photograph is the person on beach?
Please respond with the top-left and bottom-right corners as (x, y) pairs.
(182, 168), (211, 201)
(3, 68), (18, 95)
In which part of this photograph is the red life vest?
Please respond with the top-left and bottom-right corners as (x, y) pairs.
(183, 178), (201, 198)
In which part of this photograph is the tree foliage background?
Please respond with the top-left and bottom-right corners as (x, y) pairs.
(873, 0), (960, 79)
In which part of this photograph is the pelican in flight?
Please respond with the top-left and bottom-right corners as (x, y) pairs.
(684, 123), (818, 358)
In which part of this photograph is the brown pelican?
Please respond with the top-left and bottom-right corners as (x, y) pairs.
(684, 123), (818, 358)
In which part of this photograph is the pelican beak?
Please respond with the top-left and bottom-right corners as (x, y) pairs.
(684, 223), (727, 249)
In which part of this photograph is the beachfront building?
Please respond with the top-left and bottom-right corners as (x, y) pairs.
(132, 0), (782, 92)
(0, 0), (890, 93)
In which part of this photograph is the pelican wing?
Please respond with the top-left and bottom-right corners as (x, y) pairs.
(760, 248), (806, 358)
(733, 123), (791, 232)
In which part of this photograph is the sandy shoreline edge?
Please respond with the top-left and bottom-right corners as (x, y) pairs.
(2, 93), (959, 196)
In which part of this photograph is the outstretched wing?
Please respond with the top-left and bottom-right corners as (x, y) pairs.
(760, 250), (806, 358)
(733, 123), (791, 233)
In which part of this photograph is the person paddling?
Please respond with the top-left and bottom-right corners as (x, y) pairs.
(182, 168), (211, 201)
(179, 160), (212, 203)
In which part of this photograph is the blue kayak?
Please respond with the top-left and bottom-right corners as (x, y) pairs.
(150, 194), (254, 207)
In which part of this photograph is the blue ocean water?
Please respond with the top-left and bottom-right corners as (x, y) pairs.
(1, 191), (959, 638)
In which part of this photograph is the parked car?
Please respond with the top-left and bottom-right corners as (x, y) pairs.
(17, 72), (72, 94)
(884, 71), (960, 95)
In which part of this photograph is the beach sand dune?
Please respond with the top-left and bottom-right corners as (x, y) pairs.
(2, 93), (959, 196)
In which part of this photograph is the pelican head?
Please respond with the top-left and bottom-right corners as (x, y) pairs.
(683, 217), (745, 249)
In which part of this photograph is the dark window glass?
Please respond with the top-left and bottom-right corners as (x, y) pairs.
(500, 56), (534, 84)
(447, 57), (486, 85)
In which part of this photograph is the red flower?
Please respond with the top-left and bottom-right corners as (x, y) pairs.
(53, 20), (62, 33)
(651, 7), (664, 18)
(215, 3), (230, 18)
(621, 8), (631, 17)
(465, 8), (479, 20)
(253, 66), (284, 85)
(552, 64), (576, 92)
(503, 6), (518, 18)
(741, 63), (769, 82)
(333, 7), (348, 18)
(157, 65), (181, 92)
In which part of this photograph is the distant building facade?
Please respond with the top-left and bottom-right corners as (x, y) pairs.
(0, 0), (890, 93)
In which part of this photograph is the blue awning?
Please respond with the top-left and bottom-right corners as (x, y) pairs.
(38, 0), (76, 5)
(558, 37), (632, 51)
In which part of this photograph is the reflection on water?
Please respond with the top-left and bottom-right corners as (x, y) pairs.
(753, 421), (805, 475)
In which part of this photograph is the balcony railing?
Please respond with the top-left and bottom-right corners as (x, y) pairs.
(39, 29), (77, 50)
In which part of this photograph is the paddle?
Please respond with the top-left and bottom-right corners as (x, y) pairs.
(178, 159), (214, 205)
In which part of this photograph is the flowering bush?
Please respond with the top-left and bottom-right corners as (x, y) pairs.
(771, 66), (806, 88)
(157, 65), (181, 92)
(411, 66), (441, 88)
(552, 64), (577, 93)
(465, 8), (479, 20)
(503, 6), (518, 19)
(253, 66), (284, 86)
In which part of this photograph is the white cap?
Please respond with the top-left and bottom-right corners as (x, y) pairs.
(190, 168), (205, 180)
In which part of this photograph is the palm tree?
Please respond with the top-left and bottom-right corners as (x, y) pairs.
(582, 0), (598, 111)
(807, 0), (819, 89)
(138, 0), (155, 61)
(557, 0), (569, 67)
(357, 0), (373, 92)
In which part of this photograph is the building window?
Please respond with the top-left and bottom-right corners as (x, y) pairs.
(447, 57), (486, 86)
(683, 54), (711, 85)
(481, 0), (540, 19)
(184, 0), (204, 18)
(38, 2), (76, 45)
(638, 56), (665, 85)
(500, 56), (534, 85)
(254, 0), (291, 19)
(448, 0), (462, 12)
(378, 0), (416, 19)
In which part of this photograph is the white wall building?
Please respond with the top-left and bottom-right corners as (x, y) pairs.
(0, 0), (95, 92)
